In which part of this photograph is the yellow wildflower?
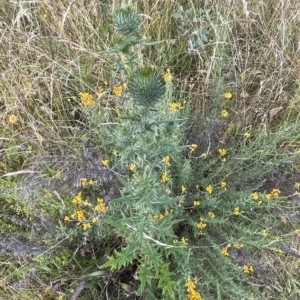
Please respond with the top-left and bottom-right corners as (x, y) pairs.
(233, 243), (244, 249)
(8, 114), (18, 124)
(206, 185), (213, 194)
(43, 189), (52, 198)
(243, 265), (254, 274)
(129, 163), (136, 171)
(92, 217), (98, 223)
(251, 192), (259, 200)
(82, 223), (90, 230)
(161, 171), (170, 183)
(262, 230), (268, 237)
(265, 193), (272, 200)
(193, 200), (200, 206)
(221, 243), (231, 256)
(112, 85), (122, 96)
(271, 188), (281, 197)
(208, 211), (216, 218)
(76, 210), (85, 221)
(200, 152), (207, 158)
(102, 159), (109, 167)
(244, 132), (251, 138)
(64, 216), (70, 221)
(72, 192), (82, 204)
(162, 156), (171, 166)
(295, 182), (300, 189)
(221, 181), (227, 190)
(218, 148), (227, 156)
(164, 68), (172, 82)
(151, 215), (158, 222)
(185, 276), (202, 300)
(181, 185), (187, 193)
(189, 144), (197, 153)
(81, 178), (88, 186)
(80, 92), (95, 107)
(181, 237), (187, 244)
(169, 102), (183, 112)
(197, 218), (207, 231)
(234, 207), (242, 215)
(224, 92), (232, 99)
(95, 198), (108, 213)
(221, 110), (229, 118)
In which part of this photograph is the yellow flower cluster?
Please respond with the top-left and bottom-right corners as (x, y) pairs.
(197, 218), (207, 234)
(221, 110), (229, 118)
(205, 185), (213, 194)
(181, 236), (188, 244)
(81, 178), (97, 186)
(112, 85), (122, 96)
(208, 211), (216, 218)
(43, 189), (52, 198)
(221, 181), (227, 190)
(169, 102), (183, 112)
(221, 243), (232, 256)
(161, 171), (170, 183)
(185, 277), (202, 300)
(243, 265), (254, 274)
(264, 188), (281, 200)
(233, 243), (244, 249)
(181, 185), (187, 193)
(193, 200), (200, 206)
(82, 223), (90, 231)
(72, 192), (83, 204)
(262, 229), (268, 237)
(234, 207), (243, 215)
(271, 188), (281, 197)
(224, 92), (232, 99)
(189, 144), (197, 153)
(95, 198), (108, 213)
(129, 163), (136, 171)
(8, 114), (18, 124)
(76, 210), (85, 221)
(162, 156), (171, 166)
(151, 209), (173, 221)
(80, 92), (95, 107)
(102, 159), (109, 167)
(218, 148), (227, 156)
(64, 192), (108, 230)
(164, 68), (172, 82)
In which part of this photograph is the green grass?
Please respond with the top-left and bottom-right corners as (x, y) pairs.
(1, 0), (300, 299)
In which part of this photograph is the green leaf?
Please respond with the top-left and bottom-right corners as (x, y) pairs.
(172, 12), (181, 19)
(137, 264), (153, 292)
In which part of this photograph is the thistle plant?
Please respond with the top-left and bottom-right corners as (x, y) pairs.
(97, 7), (190, 299)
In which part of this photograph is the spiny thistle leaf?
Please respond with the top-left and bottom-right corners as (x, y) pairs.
(113, 7), (140, 34)
(115, 33), (143, 54)
(128, 67), (166, 106)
